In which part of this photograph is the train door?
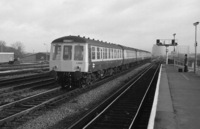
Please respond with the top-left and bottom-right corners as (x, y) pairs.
(73, 44), (89, 72)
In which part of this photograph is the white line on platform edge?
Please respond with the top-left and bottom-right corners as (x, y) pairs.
(147, 64), (162, 129)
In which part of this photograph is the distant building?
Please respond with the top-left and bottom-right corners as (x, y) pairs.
(21, 52), (50, 63)
(152, 44), (166, 57)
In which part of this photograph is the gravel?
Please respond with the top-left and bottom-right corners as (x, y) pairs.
(0, 89), (48, 106)
(17, 63), (150, 129)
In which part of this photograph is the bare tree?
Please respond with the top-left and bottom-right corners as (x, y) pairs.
(11, 41), (25, 54)
(0, 40), (6, 52)
(11, 41), (25, 58)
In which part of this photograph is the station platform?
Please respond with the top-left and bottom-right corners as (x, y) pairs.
(154, 64), (200, 129)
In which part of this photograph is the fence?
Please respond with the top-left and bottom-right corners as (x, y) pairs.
(168, 45), (200, 72)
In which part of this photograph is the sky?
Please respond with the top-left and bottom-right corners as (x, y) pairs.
(0, 0), (200, 53)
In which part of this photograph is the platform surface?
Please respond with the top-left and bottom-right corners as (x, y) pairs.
(154, 64), (200, 129)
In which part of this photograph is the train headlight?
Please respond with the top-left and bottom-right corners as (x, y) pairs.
(75, 66), (81, 71)
(53, 66), (58, 70)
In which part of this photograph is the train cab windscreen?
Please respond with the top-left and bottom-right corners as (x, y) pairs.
(63, 45), (72, 60)
(53, 45), (61, 60)
(74, 45), (84, 61)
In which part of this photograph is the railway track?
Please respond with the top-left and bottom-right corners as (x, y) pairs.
(0, 68), (49, 78)
(0, 63), (49, 79)
(0, 78), (57, 106)
(0, 73), (59, 126)
(0, 86), (62, 127)
(68, 63), (160, 129)
(0, 62), (152, 128)
(0, 72), (51, 87)
(0, 64), (49, 71)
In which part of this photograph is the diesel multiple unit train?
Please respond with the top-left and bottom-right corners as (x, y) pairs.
(49, 35), (151, 88)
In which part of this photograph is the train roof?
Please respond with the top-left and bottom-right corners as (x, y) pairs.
(118, 45), (151, 53)
(52, 35), (151, 53)
(52, 35), (86, 43)
(52, 35), (122, 48)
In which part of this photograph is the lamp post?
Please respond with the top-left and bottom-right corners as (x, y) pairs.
(173, 33), (176, 51)
(193, 21), (199, 73)
(173, 33), (176, 66)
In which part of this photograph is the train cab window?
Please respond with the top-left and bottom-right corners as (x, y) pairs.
(74, 45), (84, 61)
(63, 46), (72, 60)
(91, 47), (95, 60)
(53, 45), (61, 60)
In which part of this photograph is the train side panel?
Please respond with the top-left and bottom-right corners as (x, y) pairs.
(118, 46), (138, 65)
(87, 43), (123, 73)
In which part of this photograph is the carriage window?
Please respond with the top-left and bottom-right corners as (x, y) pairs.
(74, 45), (84, 61)
(103, 48), (107, 59)
(97, 47), (100, 59)
(103, 48), (105, 59)
(110, 48), (113, 59)
(107, 48), (109, 59)
(53, 45), (61, 60)
(100, 48), (103, 59)
(91, 47), (95, 60)
(105, 48), (107, 59)
(116, 49), (118, 58)
(63, 46), (72, 60)
(113, 49), (116, 58)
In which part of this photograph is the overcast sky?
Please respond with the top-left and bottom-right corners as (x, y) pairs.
(0, 0), (200, 53)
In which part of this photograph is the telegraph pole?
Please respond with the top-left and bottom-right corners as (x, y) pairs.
(173, 33), (176, 66)
(193, 22), (199, 73)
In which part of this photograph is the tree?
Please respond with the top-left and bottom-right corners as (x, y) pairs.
(11, 41), (25, 58)
(11, 41), (25, 53)
(0, 40), (6, 52)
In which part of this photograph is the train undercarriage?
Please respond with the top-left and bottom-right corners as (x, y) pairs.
(51, 60), (150, 89)
(56, 69), (115, 89)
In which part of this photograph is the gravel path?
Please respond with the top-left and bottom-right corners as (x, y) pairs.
(17, 64), (150, 129)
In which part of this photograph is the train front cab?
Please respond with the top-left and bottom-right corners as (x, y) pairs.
(49, 42), (89, 88)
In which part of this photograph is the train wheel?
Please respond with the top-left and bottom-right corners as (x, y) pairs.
(61, 82), (71, 89)
(91, 73), (96, 82)
(75, 80), (82, 88)
(85, 74), (92, 86)
(109, 69), (114, 76)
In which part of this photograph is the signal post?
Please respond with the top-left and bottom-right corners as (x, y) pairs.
(156, 39), (178, 65)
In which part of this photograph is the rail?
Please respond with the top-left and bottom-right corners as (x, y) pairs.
(68, 63), (160, 129)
